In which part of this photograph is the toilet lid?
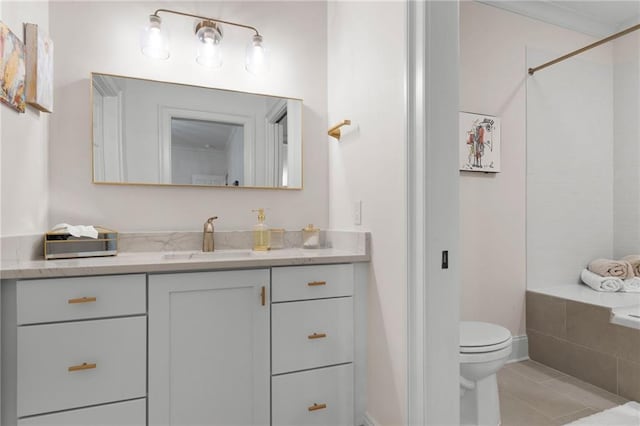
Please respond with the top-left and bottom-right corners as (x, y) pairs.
(460, 321), (511, 353)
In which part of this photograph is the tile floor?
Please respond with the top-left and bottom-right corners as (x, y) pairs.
(498, 360), (630, 425)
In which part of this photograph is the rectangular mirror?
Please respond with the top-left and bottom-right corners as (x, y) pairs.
(91, 73), (302, 189)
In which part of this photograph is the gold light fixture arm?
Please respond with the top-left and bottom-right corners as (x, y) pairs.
(153, 8), (261, 36)
(328, 119), (352, 141)
(528, 23), (640, 76)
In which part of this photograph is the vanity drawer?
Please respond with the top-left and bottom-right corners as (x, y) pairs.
(17, 316), (146, 417)
(18, 398), (146, 426)
(17, 274), (146, 324)
(272, 297), (353, 374)
(272, 364), (354, 426)
(272, 264), (354, 302)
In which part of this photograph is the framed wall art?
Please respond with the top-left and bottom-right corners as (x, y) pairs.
(0, 21), (26, 113)
(459, 112), (500, 173)
(25, 23), (53, 113)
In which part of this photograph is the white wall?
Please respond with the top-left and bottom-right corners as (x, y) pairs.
(527, 47), (613, 288)
(613, 33), (640, 258)
(171, 145), (228, 185)
(460, 2), (612, 336)
(1, 1), (50, 237)
(327, 2), (406, 425)
(48, 1), (327, 232)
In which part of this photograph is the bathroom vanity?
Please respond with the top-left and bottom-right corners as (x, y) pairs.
(0, 236), (369, 426)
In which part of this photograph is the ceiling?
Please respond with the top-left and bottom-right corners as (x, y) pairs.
(478, 1), (640, 37)
(171, 118), (241, 151)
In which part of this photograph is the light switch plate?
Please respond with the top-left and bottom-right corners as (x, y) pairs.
(354, 200), (362, 225)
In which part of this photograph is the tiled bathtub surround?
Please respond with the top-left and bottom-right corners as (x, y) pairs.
(526, 291), (640, 401)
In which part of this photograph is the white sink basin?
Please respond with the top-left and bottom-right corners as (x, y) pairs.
(162, 250), (254, 260)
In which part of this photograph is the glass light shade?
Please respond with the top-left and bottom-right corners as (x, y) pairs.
(245, 34), (269, 76)
(195, 21), (223, 68)
(141, 15), (169, 59)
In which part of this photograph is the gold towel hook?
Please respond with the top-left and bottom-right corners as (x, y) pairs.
(328, 119), (352, 141)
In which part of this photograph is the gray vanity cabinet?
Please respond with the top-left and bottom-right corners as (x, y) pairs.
(1, 261), (366, 426)
(148, 269), (270, 426)
(1, 274), (147, 426)
(271, 264), (356, 426)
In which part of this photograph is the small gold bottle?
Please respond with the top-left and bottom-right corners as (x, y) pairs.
(252, 208), (271, 251)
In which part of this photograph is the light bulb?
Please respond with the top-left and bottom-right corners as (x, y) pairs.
(245, 34), (269, 76)
(141, 14), (169, 59)
(195, 21), (223, 68)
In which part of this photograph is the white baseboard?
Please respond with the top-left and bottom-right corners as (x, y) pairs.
(362, 412), (380, 426)
(507, 334), (529, 363)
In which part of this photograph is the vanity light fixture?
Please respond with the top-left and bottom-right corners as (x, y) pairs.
(140, 9), (269, 75)
(141, 14), (169, 59)
(195, 21), (223, 68)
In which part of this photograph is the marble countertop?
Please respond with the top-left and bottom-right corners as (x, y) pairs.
(1, 247), (370, 280)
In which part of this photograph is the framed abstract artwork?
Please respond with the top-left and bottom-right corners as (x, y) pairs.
(25, 23), (53, 113)
(0, 21), (26, 113)
(459, 112), (501, 173)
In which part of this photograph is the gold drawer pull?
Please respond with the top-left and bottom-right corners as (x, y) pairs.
(308, 332), (327, 339)
(308, 403), (327, 412)
(307, 281), (326, 287)
(68, 296), (97, 304)
(68, 362), (97, 372)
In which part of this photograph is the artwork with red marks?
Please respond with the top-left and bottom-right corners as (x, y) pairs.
(460, 112), (500, 173)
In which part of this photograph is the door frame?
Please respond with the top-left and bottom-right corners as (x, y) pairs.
(406, 1), (460, 425)
(158, 107), (255, 185)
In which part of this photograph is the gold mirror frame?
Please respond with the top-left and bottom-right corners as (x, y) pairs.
(90, 72), (304, 190)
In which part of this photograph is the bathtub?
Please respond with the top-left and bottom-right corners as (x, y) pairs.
(526, 285), (640, 401)
(611, 305), (640, 330)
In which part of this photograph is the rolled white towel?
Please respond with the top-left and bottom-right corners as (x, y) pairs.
(622, 277), (640, 293)
(581, 269), (623, 292)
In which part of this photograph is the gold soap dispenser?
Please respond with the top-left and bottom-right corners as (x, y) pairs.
(252, 208), (271, 251)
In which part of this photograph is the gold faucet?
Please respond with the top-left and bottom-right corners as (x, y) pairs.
(203, 217), (218, 252)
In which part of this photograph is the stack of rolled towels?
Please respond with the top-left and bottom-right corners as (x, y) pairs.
(581, 255), (640, 292)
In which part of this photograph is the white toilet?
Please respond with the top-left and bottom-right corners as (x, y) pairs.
(460, 321), (512, 426)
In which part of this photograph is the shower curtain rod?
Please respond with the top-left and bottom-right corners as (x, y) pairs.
(528, 23), (640, 75)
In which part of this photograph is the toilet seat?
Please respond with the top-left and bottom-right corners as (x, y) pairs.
(460, 344), (512, 364)
(460, 321), (512, 354)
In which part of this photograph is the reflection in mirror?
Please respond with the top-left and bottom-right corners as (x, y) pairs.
(91, 73), (302, 189)
(170, 118), (244, 186)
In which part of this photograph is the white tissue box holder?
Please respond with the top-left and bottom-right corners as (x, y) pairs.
(44, 226), (118, 260)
